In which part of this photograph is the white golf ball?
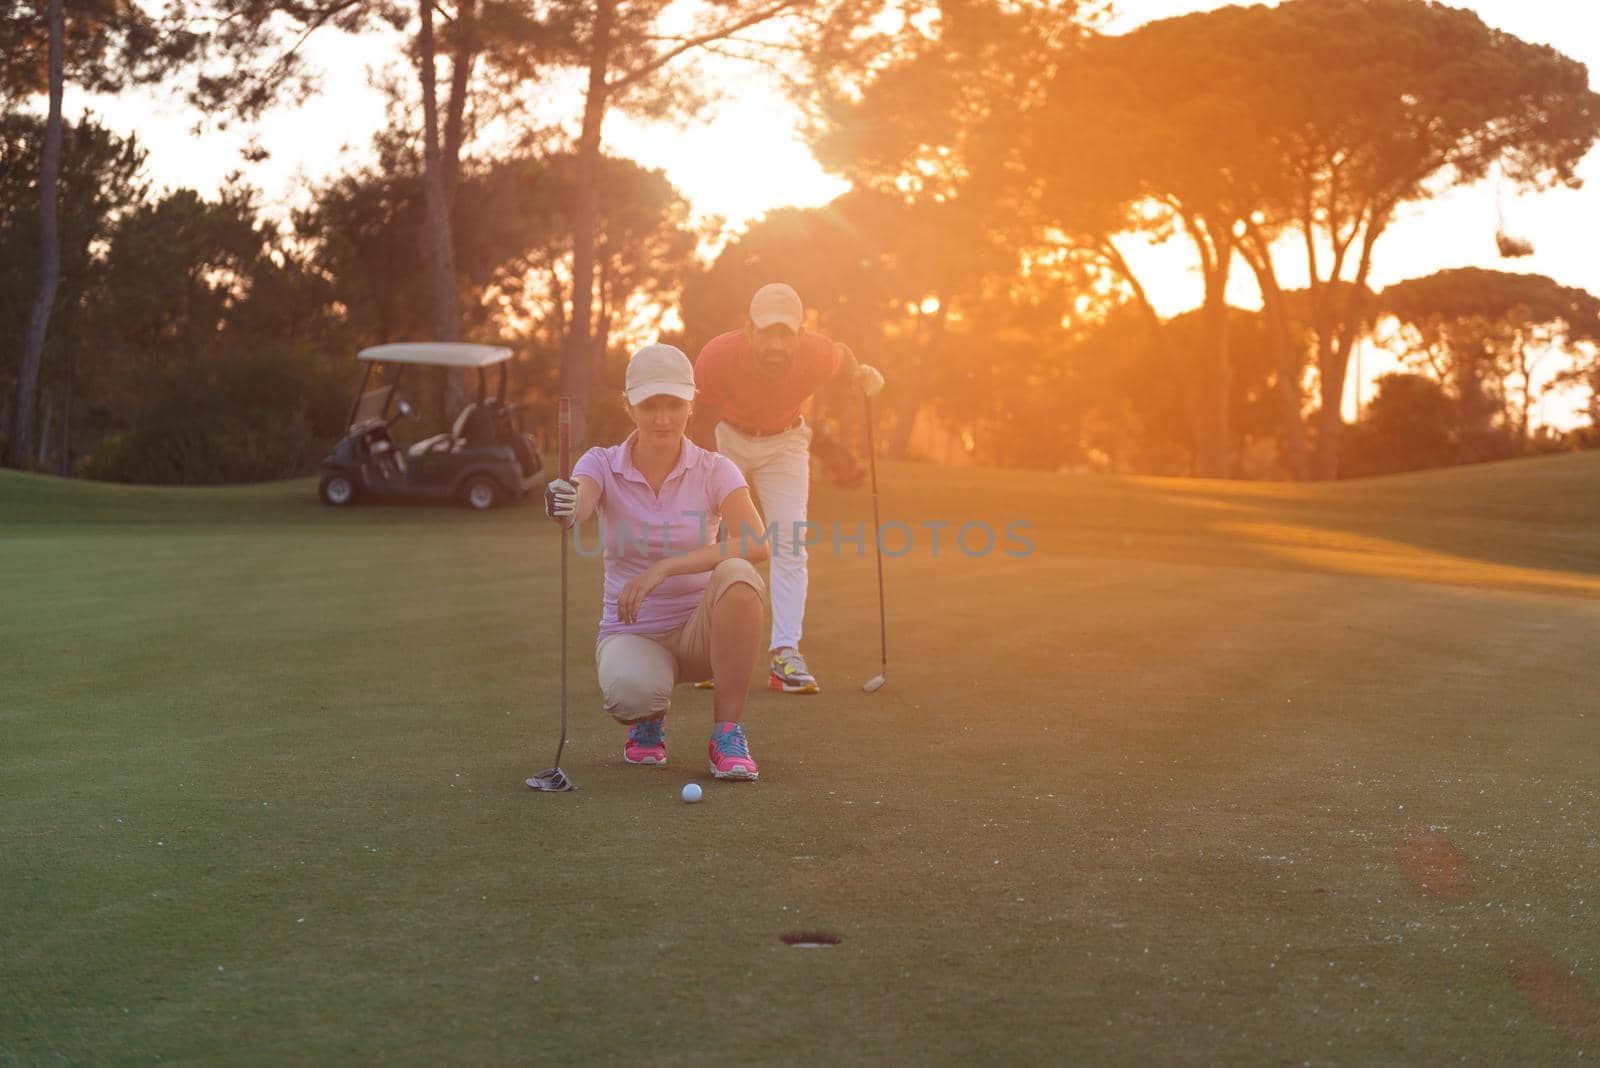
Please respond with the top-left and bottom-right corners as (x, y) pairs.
(681, 783), (703, 804)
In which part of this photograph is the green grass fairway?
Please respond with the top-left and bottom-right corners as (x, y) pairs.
(5, 455), (1599, 1064)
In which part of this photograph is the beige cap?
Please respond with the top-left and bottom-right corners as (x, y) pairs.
(749, 283), (804, 331)
(624, 344), (697, 405)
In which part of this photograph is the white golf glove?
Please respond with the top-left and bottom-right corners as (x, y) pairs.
(855, 363), (885, 398)
(544, 477), (577, 523)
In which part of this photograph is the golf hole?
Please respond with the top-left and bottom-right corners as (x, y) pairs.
(780, 931), (842, 948)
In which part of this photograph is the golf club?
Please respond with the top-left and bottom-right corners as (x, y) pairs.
(527, 396), (576, 792)
(862, 393), (888, 693)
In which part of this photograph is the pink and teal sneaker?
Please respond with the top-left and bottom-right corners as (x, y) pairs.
(624, 717), (666, 766)
(707, 722), (759, 781)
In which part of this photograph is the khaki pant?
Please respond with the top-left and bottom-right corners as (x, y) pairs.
(595, 557), (766, 723)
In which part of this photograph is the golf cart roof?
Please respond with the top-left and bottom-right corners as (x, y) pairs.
(358, 342), (513, 368)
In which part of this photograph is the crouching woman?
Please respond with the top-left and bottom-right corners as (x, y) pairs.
(544, 344), (770, 781)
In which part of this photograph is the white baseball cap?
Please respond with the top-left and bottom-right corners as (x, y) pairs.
(749, 283), (804, 331)
(624, 343), (697, 405)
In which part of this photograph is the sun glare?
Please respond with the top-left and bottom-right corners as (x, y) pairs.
(607, 96), (849, 236)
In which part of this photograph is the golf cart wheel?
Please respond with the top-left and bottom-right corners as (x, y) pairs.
(319, 473), (357, 507)
(461, 476), (501, 511)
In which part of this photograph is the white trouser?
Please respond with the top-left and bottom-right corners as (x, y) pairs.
(715, 420), (812, 653)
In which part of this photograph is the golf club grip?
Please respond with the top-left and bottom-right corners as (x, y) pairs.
(558, 397), (571, 480)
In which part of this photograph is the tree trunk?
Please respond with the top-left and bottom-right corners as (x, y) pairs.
(1314, 213), (1384, 480)
(546, 254), (568, 339)
(1, 391), (14, 452)
(1515, 336), (1536, 443)
(7, 0), (64, 471)
(1317, 288), (1377, 478)
(595, 252), (612, 388)
(1314, 348), (1347, 479)
(443, 0), (477, 417)
(1187, 216), (1233, 479)
(1268, 316), (1309, 480)
(562, 0), (615, 453)
(442, 0), (475, 206)
(1200, 285), (1232, 479)
(418, 0), (464, 420)
(59, 317), (74, 476)
(37, 390), (55, 471)
(1239, 235), (1309, 480)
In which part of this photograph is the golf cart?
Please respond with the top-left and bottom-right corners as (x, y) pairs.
(318, 342), (543, 511)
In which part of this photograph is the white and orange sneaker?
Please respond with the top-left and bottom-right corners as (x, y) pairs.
(707, 722), (759, 781)
(768, 648), (819, 694)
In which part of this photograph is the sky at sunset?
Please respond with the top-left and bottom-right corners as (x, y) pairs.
(60, 0), (1600, 426)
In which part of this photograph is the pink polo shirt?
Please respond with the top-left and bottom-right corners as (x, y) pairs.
(572, 431), (749, 641)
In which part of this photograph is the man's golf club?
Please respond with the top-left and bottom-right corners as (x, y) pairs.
(527, 397), (576, 792)
(862, 393), (888, 693)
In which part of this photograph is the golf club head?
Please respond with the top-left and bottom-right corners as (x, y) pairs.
(526, 767), (575, 792)
(862, 674), (886, 693)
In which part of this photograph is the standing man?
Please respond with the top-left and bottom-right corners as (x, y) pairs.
(693, 283), (885, 694)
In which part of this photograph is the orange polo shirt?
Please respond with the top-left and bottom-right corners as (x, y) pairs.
(693, 329), (842, 433)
